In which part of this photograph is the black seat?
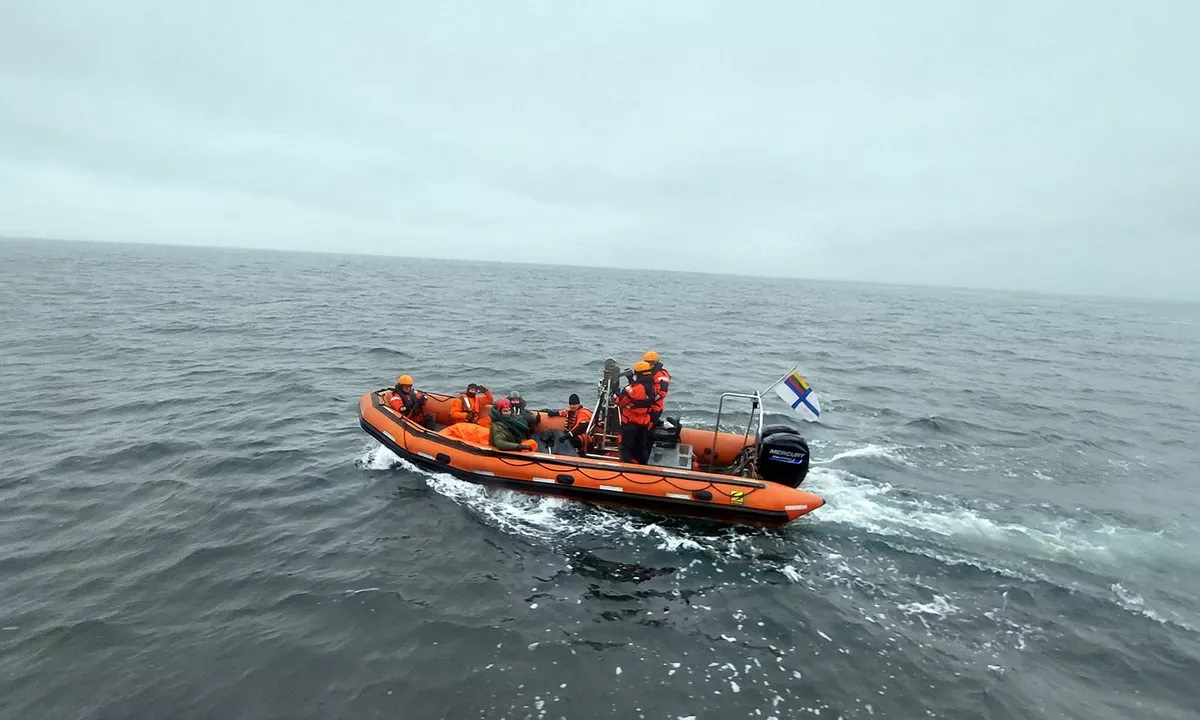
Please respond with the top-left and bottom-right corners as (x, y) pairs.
(651, 416), (682, 446)
(535, 429), (580, 456)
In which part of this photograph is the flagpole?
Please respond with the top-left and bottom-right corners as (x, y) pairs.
(760, 363), (800, 396)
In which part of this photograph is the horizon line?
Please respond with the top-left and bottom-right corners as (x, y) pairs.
(2, 233), (1193, 306)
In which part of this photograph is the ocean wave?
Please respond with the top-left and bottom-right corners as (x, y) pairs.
(9, 241), (1199, 720)
(1110, 583), (1198, 633)
(815, 444), (909, 465)
(804, 467), (1200, 634)
(358, 443), (404, 471)
(355, 443), (744, 554)
(355, 442), (1175, 651)
(52, 439), (205, 473)
(357, 441), (1187, 594)
(806, 467), (1175, 563)
(896, 594), (959, 618)
(366, 346), (412, 360)
(901, 415), (1030, 443)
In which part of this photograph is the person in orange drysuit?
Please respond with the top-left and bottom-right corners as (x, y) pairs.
(386, 374), (434, 428)
(449, 383), (493, 425)
(642, 351), (670, 427)
(614, 361), (658, 464)
(542, 393), (593, 455)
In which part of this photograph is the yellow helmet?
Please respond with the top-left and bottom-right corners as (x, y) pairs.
(397, 374), (414, 386)
(643, 351), (659, 363)
(633, 361), (653, 374)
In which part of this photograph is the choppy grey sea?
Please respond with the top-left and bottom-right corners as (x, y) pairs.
(2, 238), (1197, 719)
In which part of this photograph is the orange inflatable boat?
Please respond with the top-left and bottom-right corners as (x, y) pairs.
(358, 359), (824, 526)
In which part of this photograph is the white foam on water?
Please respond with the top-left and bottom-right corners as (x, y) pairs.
(625, 521), (707, 552)
(806, 466), (1161, 564)
(357, 442), (1196, 646)
(1110, 583), (1197, 632)
(424, 470), (593, 543)
(813, 466), (1197, 633)
(359, 442), (580, 540)
(361, 439), (1057, 642)
(884, 541), (1050, 587)
(359, 442), (404, 470)
(1110, 583), (1154, 616)
(778, 564), (804, 583)
(356, 442), (723, 552)
(815, 443), (908, 465)
(896, 594), (958, 618)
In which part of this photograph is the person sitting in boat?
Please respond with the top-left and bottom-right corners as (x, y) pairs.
(643, 351), (670, 427)
(489, 398), (537, 452)
(449, 383), (493, 425)
(541, 393), (592, 454)
(386, 374), (434, 428)
(614, 361), (658, 464)
(506, 389), (542, 432)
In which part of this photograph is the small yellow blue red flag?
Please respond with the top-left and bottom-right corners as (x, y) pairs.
(773, 368), (821, 422)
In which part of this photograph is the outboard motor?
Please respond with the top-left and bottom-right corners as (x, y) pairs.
(757, 425), (811, 487)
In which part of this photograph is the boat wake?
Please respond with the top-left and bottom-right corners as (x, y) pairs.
(806, 465), (1199, 632)
(357, 442), (740, 553)
(356, 441), (1196, 633)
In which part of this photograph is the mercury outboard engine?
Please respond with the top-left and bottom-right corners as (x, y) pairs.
(757, 425), (811, 487)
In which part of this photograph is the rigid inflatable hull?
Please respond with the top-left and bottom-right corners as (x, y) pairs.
(358, 392), (824, 527)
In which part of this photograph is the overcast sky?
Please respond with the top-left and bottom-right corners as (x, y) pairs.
(1, 2), (1197, 299)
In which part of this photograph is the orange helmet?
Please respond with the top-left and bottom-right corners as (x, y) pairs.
(633, 361), (653, 374)
(643, 351), (659, 363)
(397, 374), (414, 386)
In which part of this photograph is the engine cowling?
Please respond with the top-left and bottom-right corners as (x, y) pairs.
(757, 427), (811, 487)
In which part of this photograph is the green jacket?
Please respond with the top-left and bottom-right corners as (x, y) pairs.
(489, 408), (530, 450)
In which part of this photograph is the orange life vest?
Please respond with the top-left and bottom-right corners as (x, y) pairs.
(616, 379), (656, 427)
(388, 388), (426, 417)
(650, 366), (670, 413)
(451, 393), (478, 423)
(564, 406), (593, 435)
(450, 390), (493, 424)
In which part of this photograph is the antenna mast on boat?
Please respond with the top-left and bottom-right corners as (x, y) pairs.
(586, 357), (624, 454)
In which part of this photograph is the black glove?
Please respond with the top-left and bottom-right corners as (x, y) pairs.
(477, 385), (488, 393)
(540, 408), (553, 415)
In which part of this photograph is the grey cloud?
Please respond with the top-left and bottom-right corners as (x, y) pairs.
(2, 1), (1198, 299)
